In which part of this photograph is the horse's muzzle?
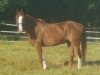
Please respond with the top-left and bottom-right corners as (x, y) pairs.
(18, 29), (24, 33)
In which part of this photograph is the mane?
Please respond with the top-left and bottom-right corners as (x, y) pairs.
(25, 15), (45, 24)
(25, 15), (37, 22)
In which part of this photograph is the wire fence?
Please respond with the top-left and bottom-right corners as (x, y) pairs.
(0, 23), (100, 43)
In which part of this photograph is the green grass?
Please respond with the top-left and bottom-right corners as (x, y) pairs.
(0, 41), (100, 75)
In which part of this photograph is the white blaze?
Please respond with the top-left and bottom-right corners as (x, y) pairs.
(18, 16), (23, 32)
(78, 57), (82, 69)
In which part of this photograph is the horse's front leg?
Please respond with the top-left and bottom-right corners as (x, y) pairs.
(29, 39), (47, 69)
(35, 44), (47, 70)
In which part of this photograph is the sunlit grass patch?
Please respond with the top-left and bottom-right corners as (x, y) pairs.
(0, 41), (100, 75)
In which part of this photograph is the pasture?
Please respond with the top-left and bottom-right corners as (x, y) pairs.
(0, 41), (100, 75)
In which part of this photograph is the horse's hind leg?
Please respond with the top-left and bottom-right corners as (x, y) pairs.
(73, 42), (82, 69)
(67, 42), (74, 67)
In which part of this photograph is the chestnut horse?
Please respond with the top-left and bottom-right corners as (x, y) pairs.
(16, 10), (87, 69)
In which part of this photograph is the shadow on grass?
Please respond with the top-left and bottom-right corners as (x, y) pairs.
(65, 60), (100, 66)
(46, 61), (71, 69)
(87, 60), (100, 66)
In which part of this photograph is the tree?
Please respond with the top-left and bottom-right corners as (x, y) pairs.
(0, 0), (100, 27)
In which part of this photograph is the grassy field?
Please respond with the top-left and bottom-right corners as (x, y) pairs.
(0, 41), (100, 75)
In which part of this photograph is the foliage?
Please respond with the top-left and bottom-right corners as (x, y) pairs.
(0, 0), (8, 11)
(0, 0), (100, 27)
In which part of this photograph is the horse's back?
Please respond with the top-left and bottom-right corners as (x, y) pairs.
(64, 21), (84, 32)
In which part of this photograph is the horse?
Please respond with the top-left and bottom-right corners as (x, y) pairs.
(16, 10), (87, 69)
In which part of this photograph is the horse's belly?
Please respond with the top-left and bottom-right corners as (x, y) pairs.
(42, 26), (67, 46)
(43, 36), (65, 46)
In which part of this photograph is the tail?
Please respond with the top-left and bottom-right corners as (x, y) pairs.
(81, 28), (87, 64)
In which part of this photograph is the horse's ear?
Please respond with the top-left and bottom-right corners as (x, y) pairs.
(16, 9), (19, 14)
(20, 9), (24, 15)
(21, 9), (23, 13)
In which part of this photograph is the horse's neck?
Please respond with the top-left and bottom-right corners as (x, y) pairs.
(24, 19), (45, 41)
(26, 22), (45, 41)
(24, 26), (37, 40)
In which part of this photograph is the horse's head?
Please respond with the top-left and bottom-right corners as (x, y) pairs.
(16, 9), (46, 37)
(16, 9), (24, 32)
